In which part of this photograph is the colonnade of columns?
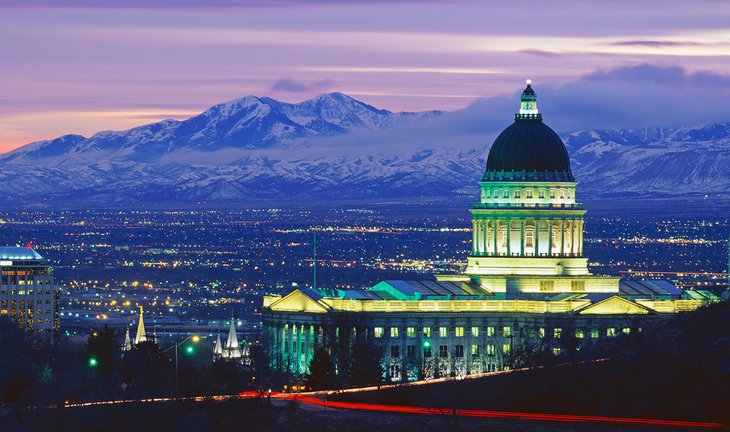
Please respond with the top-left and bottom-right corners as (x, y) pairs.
(471, 218), (583, 257)
(266, 321), (319, 374)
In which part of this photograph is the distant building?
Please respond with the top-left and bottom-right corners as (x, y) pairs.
(214, 321), (250, 364)
(262, 81), (719, 381)
(0, 246), (60, 334)
(122, 306), (147, 351)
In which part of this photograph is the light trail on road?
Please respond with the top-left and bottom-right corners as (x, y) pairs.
(60, 390), (727, 430)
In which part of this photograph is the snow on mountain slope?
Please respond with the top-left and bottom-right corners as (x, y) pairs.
(1, 92), (728, 207)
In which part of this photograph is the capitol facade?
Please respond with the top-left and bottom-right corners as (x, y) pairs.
(262, 82), (717, 381)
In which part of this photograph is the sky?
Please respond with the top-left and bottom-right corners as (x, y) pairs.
(1, 0), (730, 153)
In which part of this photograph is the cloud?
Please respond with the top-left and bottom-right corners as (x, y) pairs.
(270, 77), (336, 93)
(611, 40), (703, 48)
(518, 49), (564, 58)
(581, 64), (730, 89)
(1, 0), (437, 9)
(283, 64), (730, 159)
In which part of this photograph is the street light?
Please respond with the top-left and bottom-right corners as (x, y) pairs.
(88, 357), (98, 367)
(163, 334), (200, 394)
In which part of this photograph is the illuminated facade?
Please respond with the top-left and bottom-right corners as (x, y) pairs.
(262, 82), (719, 380)
(0, 247), (60, 334)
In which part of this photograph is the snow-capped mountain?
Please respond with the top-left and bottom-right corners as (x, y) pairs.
(3, 93), (440, 164)
(1, 92), (728, 207)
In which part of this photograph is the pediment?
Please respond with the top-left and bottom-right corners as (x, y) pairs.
(577, 296), (651, 315)
(268, 289), (329, 313)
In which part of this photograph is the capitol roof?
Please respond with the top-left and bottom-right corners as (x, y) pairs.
(483, 81), (574, 182)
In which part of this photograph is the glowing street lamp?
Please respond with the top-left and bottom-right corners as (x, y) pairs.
(88, 357), (98, 367)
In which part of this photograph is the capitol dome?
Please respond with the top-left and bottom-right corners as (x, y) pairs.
(483, 81), (574, 182)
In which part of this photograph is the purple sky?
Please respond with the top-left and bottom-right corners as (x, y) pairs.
(2, 0), (730, 152)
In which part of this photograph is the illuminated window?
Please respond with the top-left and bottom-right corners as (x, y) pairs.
(455, 327), (464, 337)
(439, 345), (448, 358)
(407, 327), (416, 338)
(471, 326), (479, 337)
(502, 343), (511, 354)
(455, 345), (464, 357)
(540, 280), (555, 291)
(575, 328), (584, 339)
(487, 326), (495, 337)
(471, 344), (479, 356)
(591, 328), (599, 339)
(571, 280), (585, 292)
(391, 345), (400, 358)
(622, 327), (631, 335)
(553, 347), (561, 356)
(374, 327), (384, 338)
(554, 328), (562, 339)
(423, 326), (431, 337)
(390, 327), (399, 338)
(607, 328), (617, 337)
(439, 327), (448, 338)
(539, 327), (545, 338)
(502, 326), (511, 337)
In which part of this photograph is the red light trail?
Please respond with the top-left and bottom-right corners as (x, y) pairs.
(60, 391), (727, 430)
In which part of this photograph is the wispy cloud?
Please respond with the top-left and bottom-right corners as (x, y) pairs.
(270, 77), (336, 93)
(611, 40), (704, 48)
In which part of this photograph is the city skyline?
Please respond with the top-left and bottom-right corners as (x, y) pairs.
(2, 0), (730, 152)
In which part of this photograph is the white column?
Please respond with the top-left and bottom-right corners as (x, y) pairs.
(493, 221), (499, 255)
(520, 220), (525, 257)
(535, 220), (540, 256)
(481, 219), (489, 256)
(560, 219), (565, 256)
(506, 220), (511, 256)
(472, 220), (477, 255)
(571, 220), (577, 255)
(579, 221), (584, 256)
(548, 219), (553, 257)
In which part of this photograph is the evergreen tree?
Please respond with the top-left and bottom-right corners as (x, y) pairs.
(85, 325), (120, 381)
(349, 335), (384, 387)
(305, 347), (336, 390)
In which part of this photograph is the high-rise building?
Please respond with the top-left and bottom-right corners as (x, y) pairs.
(262, 82), (719, 380)
(0, 246), (60, 334)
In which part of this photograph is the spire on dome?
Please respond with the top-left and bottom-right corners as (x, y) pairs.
(134, 305), (147, 345)
(123, 326), (132, 351)
(516, 79), (541, 121)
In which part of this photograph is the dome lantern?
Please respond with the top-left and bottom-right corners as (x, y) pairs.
(516, 79), (541, 121)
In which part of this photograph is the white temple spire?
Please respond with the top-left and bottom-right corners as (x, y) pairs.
(214, 334), (223, 356)
(225, 320), (239, 349)
(134, 305), (147, 344)
(123, 326), (132, 351)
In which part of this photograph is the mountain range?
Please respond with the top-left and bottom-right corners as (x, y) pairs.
(2, 92), (728, 208)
